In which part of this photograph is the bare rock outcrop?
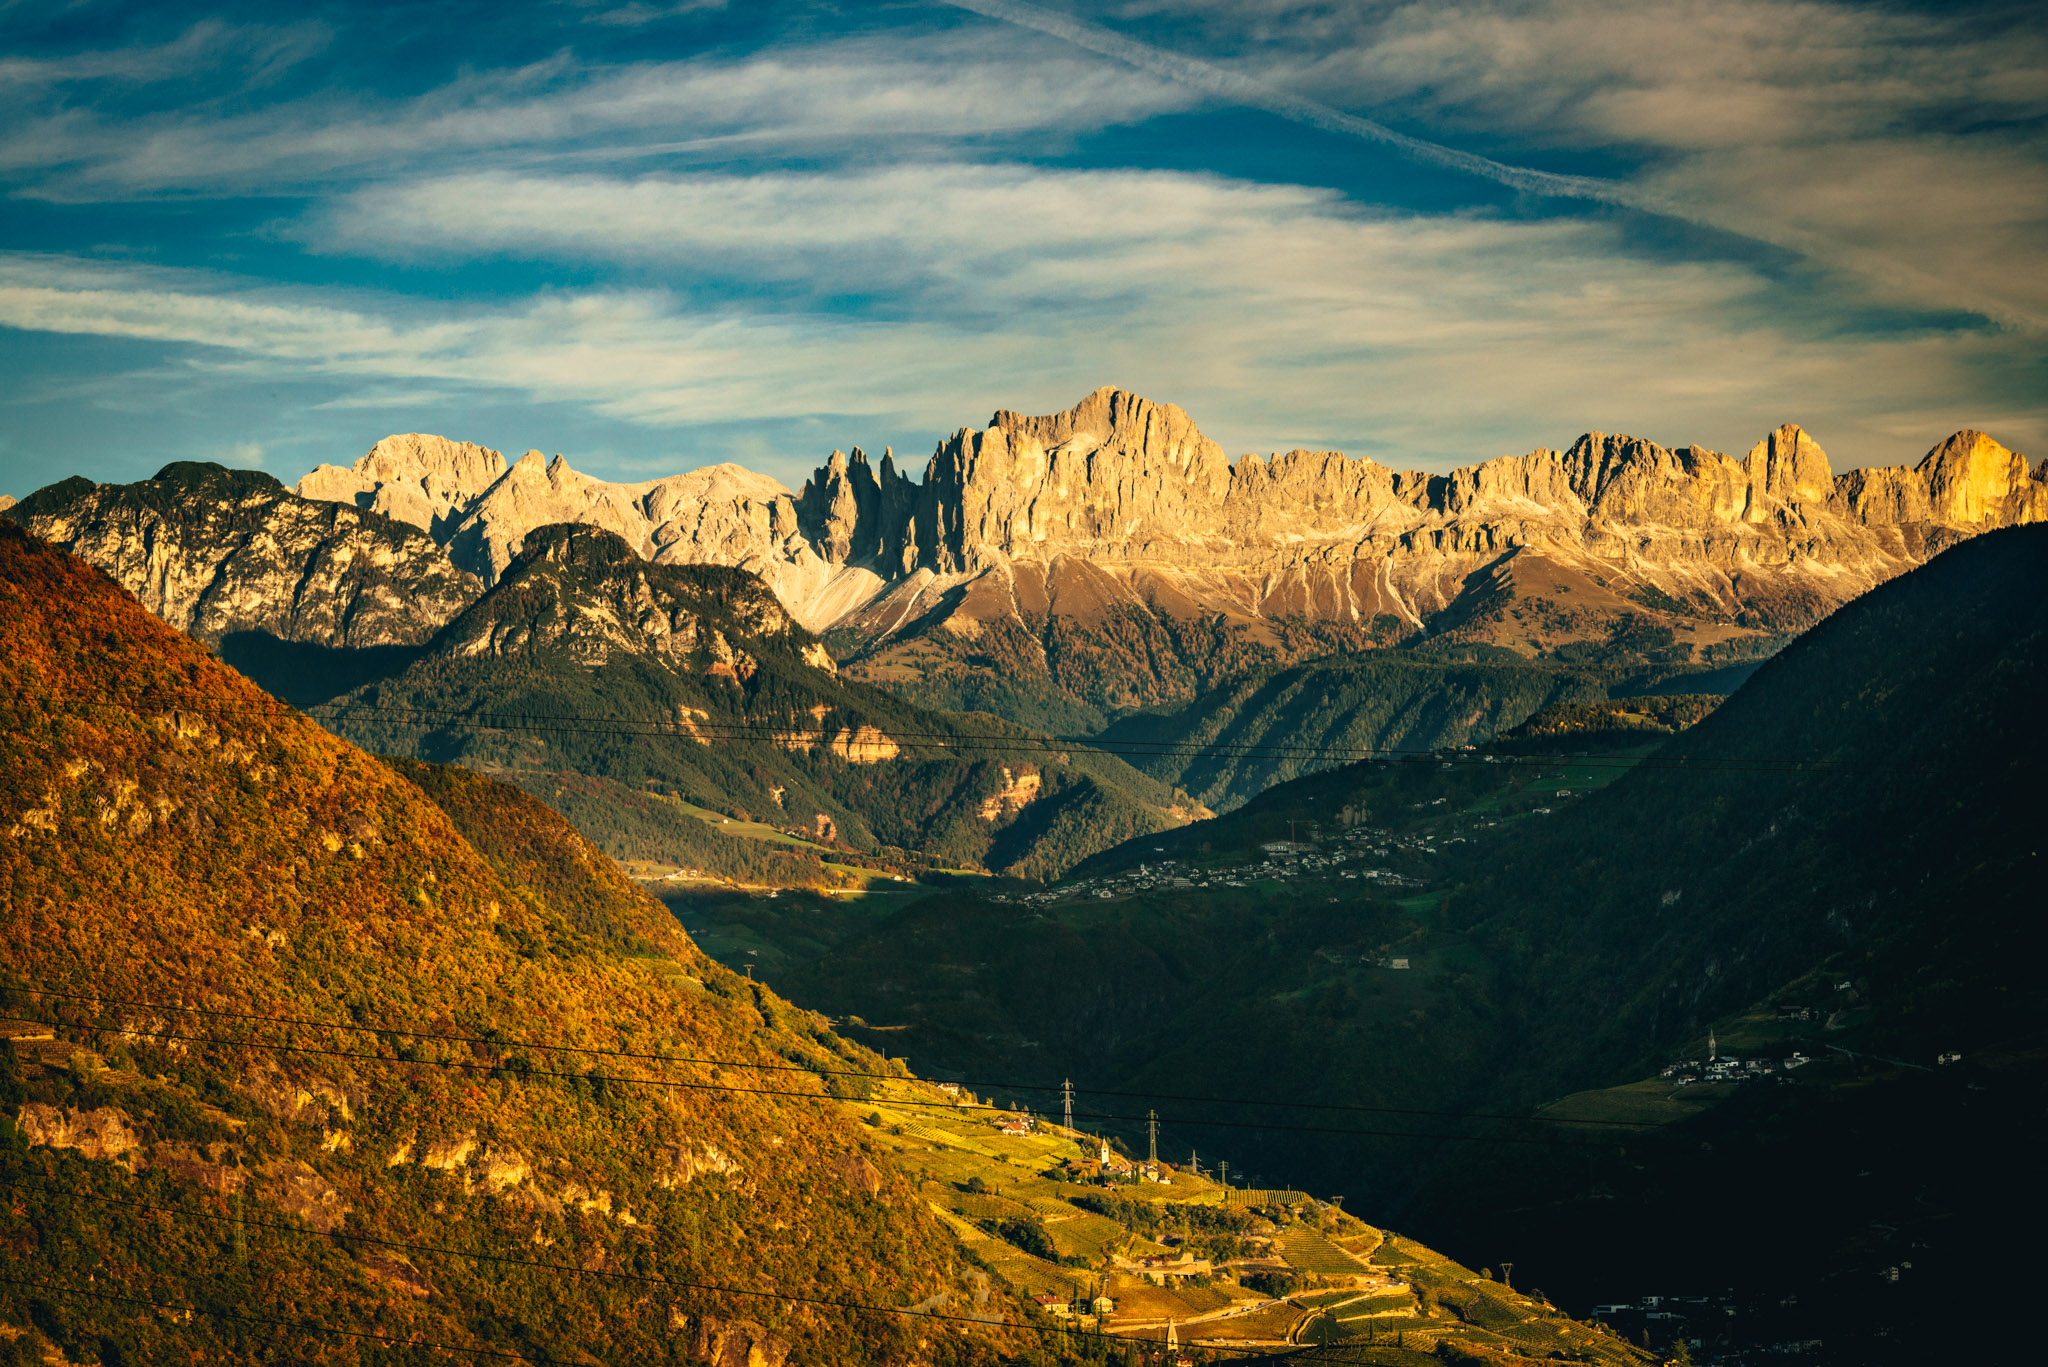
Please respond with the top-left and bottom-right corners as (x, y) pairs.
(677, 1314), (793, 1367)
(15, 1104), (144, 1171)
(300, 433), (508, 539)
(258, 1158), (348, 1233)
(302, 442), (862, 627)
(5, 462), (479, 648)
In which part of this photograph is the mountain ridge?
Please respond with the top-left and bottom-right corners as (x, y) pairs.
(288, 388), (2046, 728)
(12, 388), (2042, 738)
(296, 389), (2045, 626)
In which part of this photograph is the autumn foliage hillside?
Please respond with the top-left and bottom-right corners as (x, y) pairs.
(0, 520), (1001, 1366)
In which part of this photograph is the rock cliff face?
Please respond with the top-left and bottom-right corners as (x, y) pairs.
(5, 463), (481, 649)
(298, 433), (507, 540)
(292, 389), (2043, 644)
(272, 389), (2045, 726)
(18, 391), (2039, 729)
(434, 522), (808, 683)
(301, 437), (868, 621)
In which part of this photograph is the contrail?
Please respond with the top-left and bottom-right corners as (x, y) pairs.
(937, 0), (1657, 210)
(938, 0), (2035, 332)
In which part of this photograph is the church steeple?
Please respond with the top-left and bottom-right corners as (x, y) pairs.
(1708, 1029), (1718, 1062)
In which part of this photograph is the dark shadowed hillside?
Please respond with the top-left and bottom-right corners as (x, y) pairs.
(1094, 653), (1608, 809)
(689, 526), (2046, 1362)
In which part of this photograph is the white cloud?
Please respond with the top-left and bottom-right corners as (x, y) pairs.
(308, 165), (1346, 308)
(0, 19), (326, 91)
(2, 151), (2037, 479)
(0, 36), (1192, 199)
(1092, 0), (2048, 329)
(214, 440), (265, 467)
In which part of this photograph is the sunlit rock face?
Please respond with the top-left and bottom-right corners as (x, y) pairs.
(299, 433), (507, 541)
(20, 390), (2036, 713)
(301, 437), (869, 630)
(7, 463), (479, 648)
(269, 389), (2046, 715)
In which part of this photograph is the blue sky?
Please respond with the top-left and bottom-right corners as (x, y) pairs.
(2, 0), (2043, 499)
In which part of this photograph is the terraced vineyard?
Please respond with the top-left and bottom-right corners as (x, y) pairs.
(1336, 1314), (1449, 1347)
(1042, 1210), (1125, 1261)
(1278, 1224), (1372, 1276)
(1333, 1227), (1384, 1261)
(831, 1079), (1646, 1365)
(1110, 1283), (1247, 1324)
(1193, 1300), (1308, 1342)
(951, 1191), (1036, 1221)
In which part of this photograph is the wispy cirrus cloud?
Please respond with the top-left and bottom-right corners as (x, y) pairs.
(1083, 0), (2048, 327)
(0, 34), (1192, 199)
(0, 1), (2039, 496)
(5, 151), (2037, 480)
(0, 18), (326, 91)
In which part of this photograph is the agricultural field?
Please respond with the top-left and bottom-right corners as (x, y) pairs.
(1332, 1226), (1384, 1260)
(1334, 1314), (1450, 1346)
(978, 1241), (1088, 1299)
(1277, 1224), (1370, 1276)
(949, 1192), (1036, 1221)
(1534, 1075), (1718, 1128)
(1332, 1292), (1416, 1319)
(1042, 1210), (1125, 1262)
(1188, 1300), (1308, 1343)
(1106, 1281), (1249, 1324)
(834, 1087), (1646, 1366)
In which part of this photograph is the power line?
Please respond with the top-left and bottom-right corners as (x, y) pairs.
(57, 688), (1927, 776)
(6, 1005), (1627, 1149)
(3, 984), (1664, 1130)
(0, 1173), (1284, 1358)
(0, 1271), (554, 1362)
(302, 696), (1901, 774)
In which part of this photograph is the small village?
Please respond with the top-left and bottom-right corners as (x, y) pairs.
(1659, 1032), (1813, 1088)
(989, 821), (1437, 907)
(842, 1076), (1658, 1365)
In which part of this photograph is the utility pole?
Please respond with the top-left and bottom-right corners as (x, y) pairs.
(1219, 1160), (1229, 1189)
(1189, 1150), (1200, 1179)
(1063, 1078), (1074, 1135)
(1147, 1109), (1158, 1165)
(1500, 1262), (1514, 1291)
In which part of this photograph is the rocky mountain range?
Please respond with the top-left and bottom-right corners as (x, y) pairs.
(286, 388), (2047, 726)
(11, 387), (2042, 732)
(9, 463), (480, 650)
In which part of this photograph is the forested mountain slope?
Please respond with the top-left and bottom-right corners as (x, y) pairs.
(1448, 520), (2045, 1074)
(325, 523), (1194, 882)
(690, 527), (2045, 1359)
(0, 520), (1012, 1366)
(1094, 653), (1607, 810)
